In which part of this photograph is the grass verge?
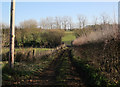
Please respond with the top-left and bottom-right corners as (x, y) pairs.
(70, 49), (119, 87)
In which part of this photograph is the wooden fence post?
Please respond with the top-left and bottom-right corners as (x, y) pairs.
(9, 0), (15, 68)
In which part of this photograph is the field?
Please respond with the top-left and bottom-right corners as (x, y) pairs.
(62, 31), (76, 45)
(2, 2), (119, 86)
(2, 31), (77, 85)
(2, 30), (120, 86)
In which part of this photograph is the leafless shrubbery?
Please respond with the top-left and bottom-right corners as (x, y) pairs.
(73, 13), (118, 46)
(73, 25), (118, 45)
(73, 14), (120, 83)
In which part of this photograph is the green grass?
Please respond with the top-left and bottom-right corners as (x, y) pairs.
(2, 47), (53, 54)
(2, 31), (75, 54)
(70, 51), (116, 87)
(2, 52), (56, 85)
(62, 31), (76, 45)
(2, 47), (54, 62)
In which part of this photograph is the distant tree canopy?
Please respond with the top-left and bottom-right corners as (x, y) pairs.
(19, 19), (38, 29)
(39, 16), (73, 30)
(2, 13), (117, 30)
(1, 23), (9, 29)
(1, 13), (118, 47)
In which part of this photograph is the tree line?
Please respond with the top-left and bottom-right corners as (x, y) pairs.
(1, 13), (118, 48)
(2, 13), (116, 30)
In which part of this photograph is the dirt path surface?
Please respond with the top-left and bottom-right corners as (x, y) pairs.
(4, 48), (87, 86)
(32, 48), (86, 86)
(56, 49), (86, 86)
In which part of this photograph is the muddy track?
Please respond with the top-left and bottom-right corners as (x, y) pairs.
(19, 49), (66, 86)
(34, 49), (66, 85)
(29, 48), (86, 86)
(63, 49), (86, 86)
(7, 48), (87, 86)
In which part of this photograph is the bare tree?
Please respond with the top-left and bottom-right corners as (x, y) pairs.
(68, 17), (73, 30)
(39, 16), (74, 30)
(54, 16), (62, 29)
(0, 23), (9, 29)
(100, 13), (110, 25)
(46, 17), (54, 29)
(62, 16), (68, 30)
(40, 17), (54, 29)
(93, 16), (98, 25)
(20, 19), (38, 29)
(62, 16), (72, 30)
(40, 18), (46, 29)
(100, 13), (114, 39)
(77, 15), (87, 29)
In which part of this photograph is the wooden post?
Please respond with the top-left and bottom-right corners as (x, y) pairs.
(9, 0), (15, 68)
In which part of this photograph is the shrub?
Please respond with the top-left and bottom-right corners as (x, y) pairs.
(2, 28), (64, 48)
(40, 29), (64, 48)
